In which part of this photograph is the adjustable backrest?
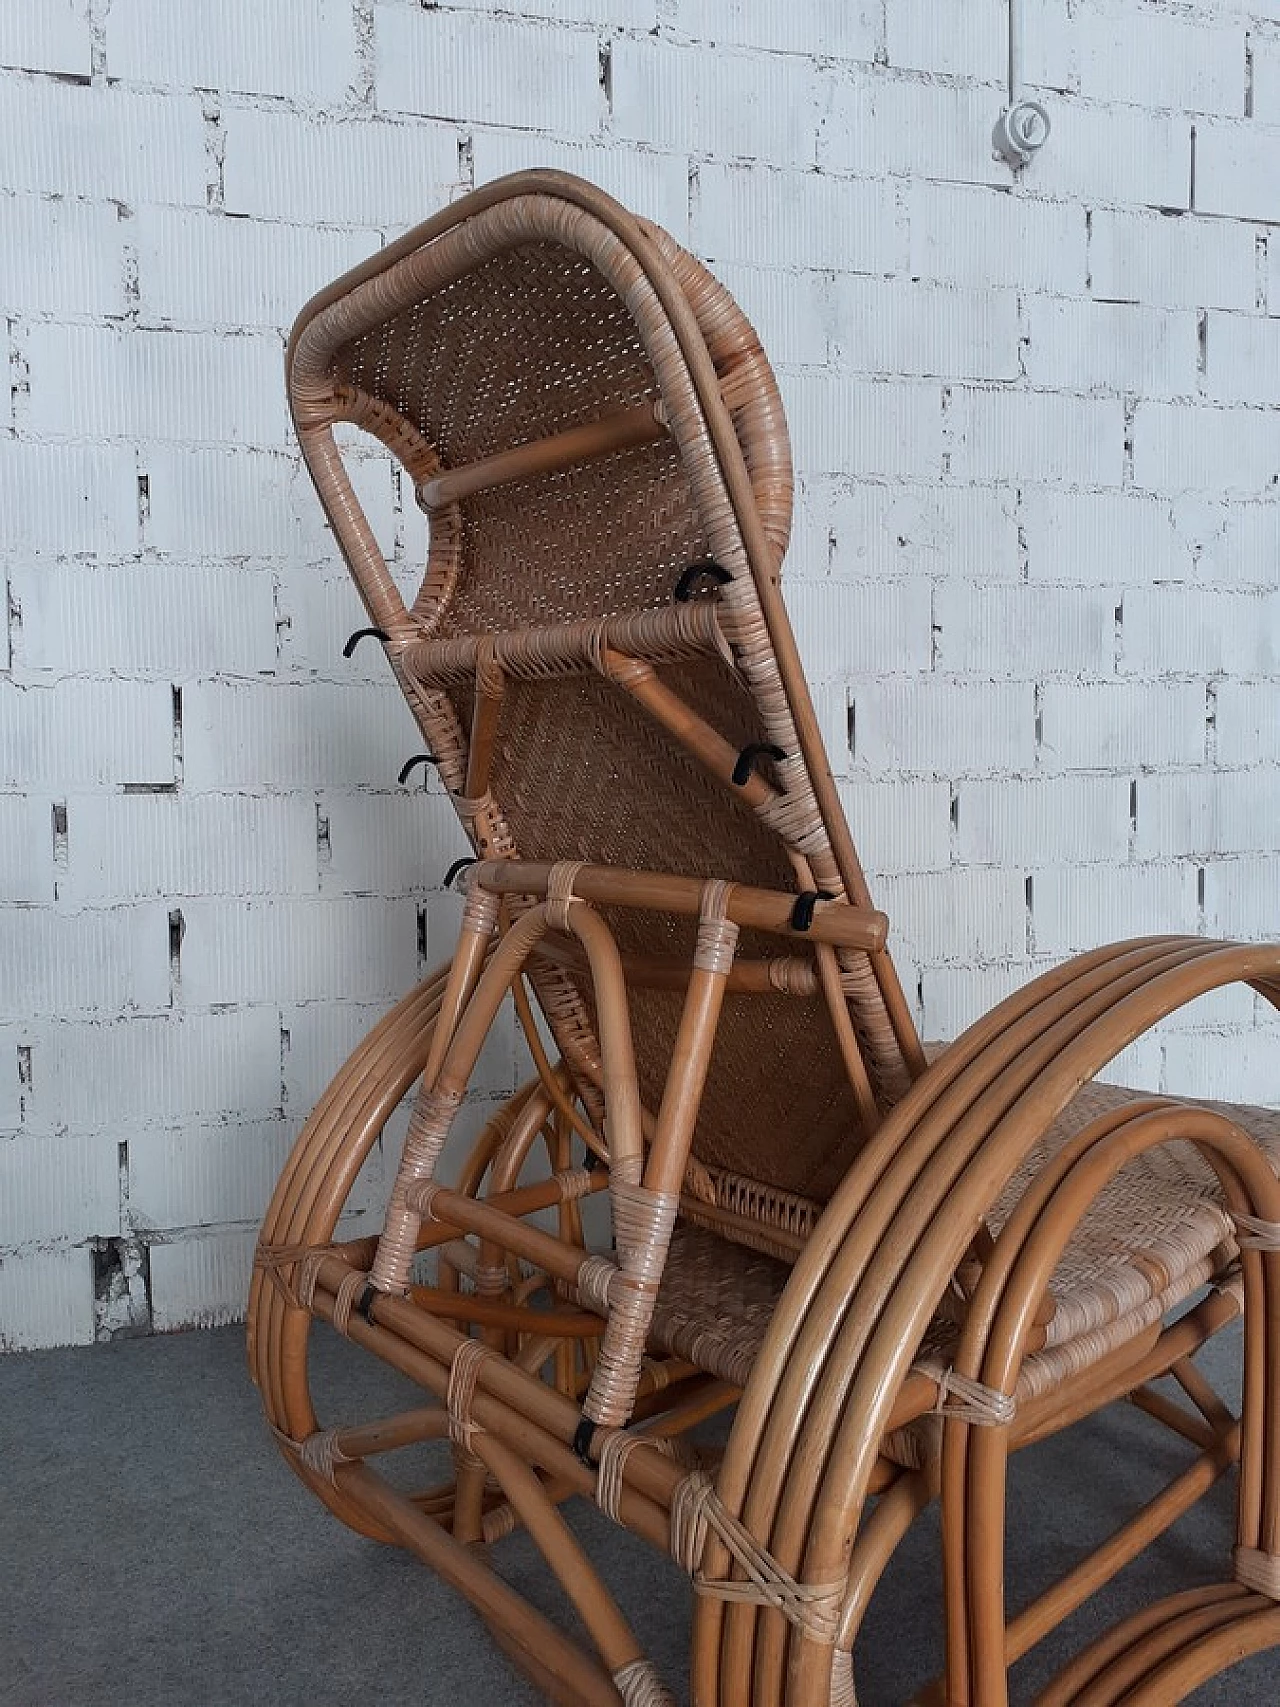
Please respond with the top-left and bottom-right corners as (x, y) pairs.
(287, 171), (923, 1226)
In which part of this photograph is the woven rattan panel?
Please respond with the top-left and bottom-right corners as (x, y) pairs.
(337, 241), (657, 473)
(457, 663), (864, 1198)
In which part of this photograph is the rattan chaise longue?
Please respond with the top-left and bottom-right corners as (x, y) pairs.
(248, 172), (1280, 1705)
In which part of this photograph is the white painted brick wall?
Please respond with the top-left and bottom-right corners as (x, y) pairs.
(2, 0), (1278, 1348)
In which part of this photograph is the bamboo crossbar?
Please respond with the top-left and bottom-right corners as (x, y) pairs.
(415, 400), (668, 510)
(401, 598), (724, 687)
(473, 860), (889, 951)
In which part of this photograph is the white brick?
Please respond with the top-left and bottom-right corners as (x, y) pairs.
(0, 1132), (119, 1247)
(12, 562), (278, 676)
(935, 582), (1116, 677)
(1024, 299), (1199, 399)
(1022, 489), (1188, 585)
(0, 1247), (94, 1351)
(143, 447), (332, 561)
(0, 441), (138, 558)
(922, 962), (1050, 1043)
(1215, 682), (1280, 766)
(0, 195), (126, 318)
(0, 81), (208, 205)
(276, 567), (388, 678)
(441, 0), (655, 20)
(62, 795), (317, 903)
(836, 778), (952, 874)
(849, 680), (1036, 775)
(1075, 9), (1245, 115)
(1031, 864), (1196, 956)
(321, 793), (468, 895)
(223, 108), (461, 226)
(0, 798), (52, 904)
(1038, 681), (1207, 770)
(136, 208), (373, 331)
(0, 906), (169, 1022)
(1257, 32), (1280, 125)
(886, 0), (1005, 80)
(1096, 1033), (1164, 1094)
(1089, 209), (1257, 313)
(283, 1000), (386, 1117)
(1123, 587), (1280, 677)
(0, 1), (92, 75)
(831, 278), (1021, 382)
(827, 481), (1020, 583)
(824, 76), (1009, 187)
(613, 36), (819, 165)
(714, 264), (830, 368)
(788, 578), (932, 680)
(1136, 772), (1280, 860)
(1202, 855), (1280, 939)
(1029, 101), (1191, 210)
(107, 0), (358, 103)
(280, 995), (517, 1128)
(23, 323), (289, 445)
(1133, 403), (1280, 496)
(1194, 120), (1280, 221)
(784, 374), (943, 477)
(181, 681), (418, 790)
(692, 162), (900, 273)
(879, 869), (1026, 963)
(38, 1011), (281, 1130)
(178, 897), (420, 1004)
(0, 680), (174, 789)
(674, 0), (880, 58)
(471, 133), (690, 238)
(149, 1229), (257, 1332)
(1206, 312), (1280, 405)
(908, 183), (1088, 295)
(956, 775), (1131, 866)
(948, 389), (1126, 485)
(377, 7), (599, 132)
(128, 1120), (292, 1230)
(1160, 1025), (1280, 1108)
(1204, 502), (1280, 587)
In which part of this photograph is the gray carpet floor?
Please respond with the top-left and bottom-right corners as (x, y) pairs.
(1, 1319), (1276, 1705)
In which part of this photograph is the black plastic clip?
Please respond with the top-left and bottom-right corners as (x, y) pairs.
(343, 627), (390, 658)
(397, 753), (439, 786)
(673, 560), (733, 602)
(572, 1416), (598, 1465)
(791, 890), (835, 933)
(732, 742), (786, 787)
(442, 856), (479, 890)
(356, 1283), (380, 1324)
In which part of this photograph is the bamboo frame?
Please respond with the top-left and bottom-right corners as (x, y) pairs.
(248, 169), (1280, 1707)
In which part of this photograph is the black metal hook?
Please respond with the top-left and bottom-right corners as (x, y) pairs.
(572, 1416), (598, 1465)
(673, 560), (733, 602)
(790, 890), (835, 933)
(732, 742), (787, 786)
(442, 856), (479, 890)
(397, 753), (439, 786)
(343, 626), (390, 658)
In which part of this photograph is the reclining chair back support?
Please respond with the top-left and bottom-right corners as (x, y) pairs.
(286, 172), (923, 1248)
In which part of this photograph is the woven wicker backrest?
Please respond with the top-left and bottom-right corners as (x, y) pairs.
(287, 172), (922, 1216)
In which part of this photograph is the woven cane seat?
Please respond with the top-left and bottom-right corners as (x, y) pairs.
(648, 1078), (1280, 1426)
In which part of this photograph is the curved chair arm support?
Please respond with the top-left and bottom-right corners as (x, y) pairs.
(696, 933), (1280, 1707)
(945, 1100), (1280, 1706)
